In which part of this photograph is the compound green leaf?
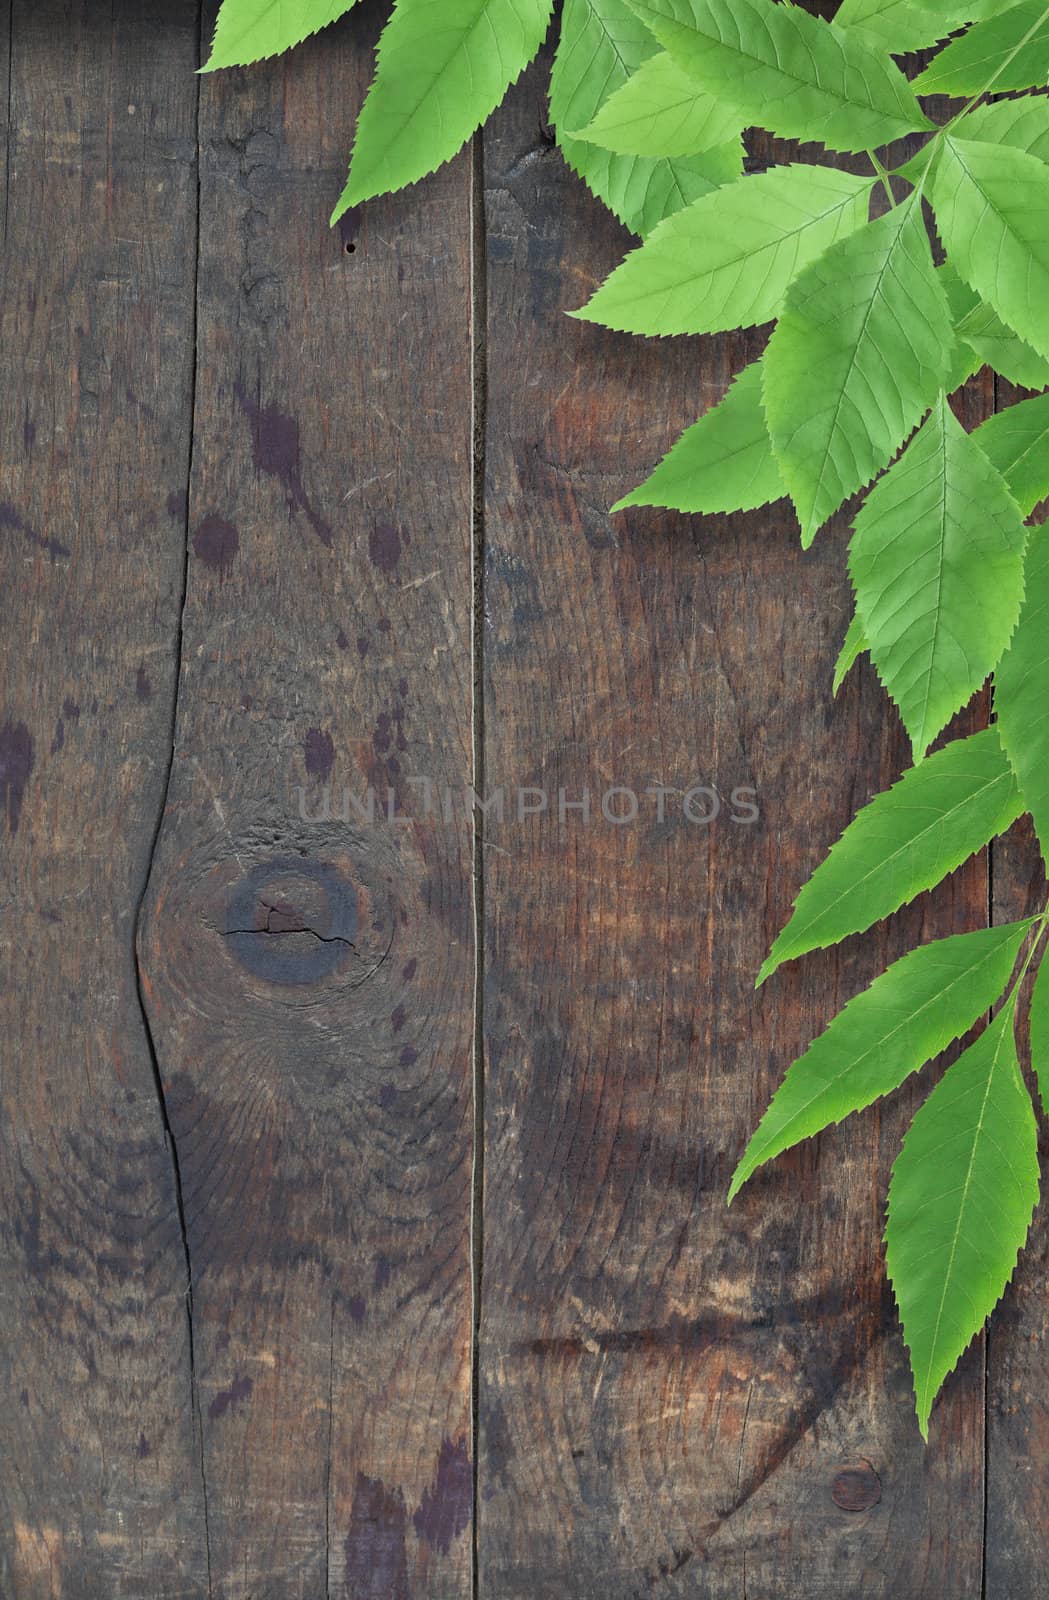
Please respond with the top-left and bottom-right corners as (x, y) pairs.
(961, 94), (1049, 164)
(613, 361), (784, 513)
(833, 612), (867, 695)
(576, 164), (873, 337)
(887, 1002), (1039, 1437)
(1028, 949), (1049, 1114)
(976, 392), (1049, 515)
(932, 136), (1049, 364)
(731, 920), (1031, 1203)
(625, 0), (932, 152)
(914, 0), (1049, 95)
(955, 298), (1049, 391)
(334, 0), (554, 213)
(836, 0), (999, 54)
(570, 50), (741, 158)
(758, 728), (1024, 985)
(996, 526), (1049, 866)
(551, 0), (740, 236)
(204, 0), (358, 67)
(850, 393), (1028, 759)
(764, 195), (951, 546)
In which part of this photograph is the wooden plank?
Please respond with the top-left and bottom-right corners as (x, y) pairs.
(0, 2), (207, 1594)
(985, 375), (1049, 1600)
(136, 6), (476, 1596)
(478, 55), (990, 1598)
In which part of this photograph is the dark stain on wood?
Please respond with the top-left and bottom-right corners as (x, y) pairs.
(192, 513), (239, 578)
(344, 1472), (410, 1600)
(0, 720), (33, 833)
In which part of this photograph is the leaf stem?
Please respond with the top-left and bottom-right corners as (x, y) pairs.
(867, 147), (896, 211)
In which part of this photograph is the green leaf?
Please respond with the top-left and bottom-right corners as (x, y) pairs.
(914, 0), (1049, 95)
(961, 94), (1049, 164)
(833, 612), (867, 696)
(333, 0), (554, 213)
(613, 361), (784, 513)
(932, 136), (1049, 364)
(758, 728), (1024, 985)
(764, 195), (951, 546)
(938, 263), (984, 391)
(204, 0), (358, 67)
(625, 0), (932, 153)
(850, 393), (1028, 759)
(976, 391), (1049, 515)
(886, 1002), (1039, 1437)
(1028, 947), (1049, 1114)
(576, 164), (873, 337)
(936, 261), (1048, 392)
(569, 49), (741, 158)
(835, 0), (999, 54)
(996, 526), (1049, 866)
(551, 0), (740, 237)
(730, 920), (1032, 1203)
(954, 298), (1049, 391)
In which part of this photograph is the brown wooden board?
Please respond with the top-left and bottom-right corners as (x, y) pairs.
(985, 377), (1049, 1600)
(135, 4), (476, 1596)
(477, 54), (992, 1599)
(0, 2), (207, 1594)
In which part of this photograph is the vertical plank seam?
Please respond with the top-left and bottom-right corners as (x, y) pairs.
(469, 127), (489, 1600)
(131, 4), (213, 1591)
(3, 0), (13, 244)
(325, 1296), (335, 1600)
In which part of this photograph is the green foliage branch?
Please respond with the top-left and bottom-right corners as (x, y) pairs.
(206, 0), (1049, 1436)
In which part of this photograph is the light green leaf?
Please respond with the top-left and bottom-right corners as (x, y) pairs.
(613, 361), (784, 513)
(833, 612), (867, 696)
(887, 1002), (1039, 1437)
(570, 49), (741, 158)
(551, 0), (741, 237)
(731, 921), (1032, 1203)
(996, 526), (1049, 866)
(624, 0), (932, 153)
(758, 728), (1024, 985)
(932, 136), (1049, 364)
(333, 0), (554, 213)
(914, 0), (1049, 95)
(576, 164), (873, 337)
(961, 94), (1049, 164)
(936, 260), (1047, 392)
(764, 195), (951, 546)
(1028, 948), (1049, 1114)
(976, 392), (1049, 515)
(835, 0), (999, 54)
(938, 263), (984, 391)
(850, 393), (1028, 760)
(204, 0), (358, 68)
(955, 298), (1049, 391)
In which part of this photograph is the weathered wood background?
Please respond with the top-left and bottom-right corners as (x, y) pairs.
(1, 3), (1045, 1596)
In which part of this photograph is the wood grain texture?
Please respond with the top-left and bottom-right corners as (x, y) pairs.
(0, 2), (207, 1594)
(985, 374), (1049, 1600)
(477, 56), (991, 1599)
(135, 4), (475, 1596)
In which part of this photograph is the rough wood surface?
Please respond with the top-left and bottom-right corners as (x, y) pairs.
(4, 6), (1049, 1597)
(135, 5), (476, 1597)
(985, 380), (1049, 1600)
(477, 56), (990, 1600)
(0, 3), (207, 1594)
